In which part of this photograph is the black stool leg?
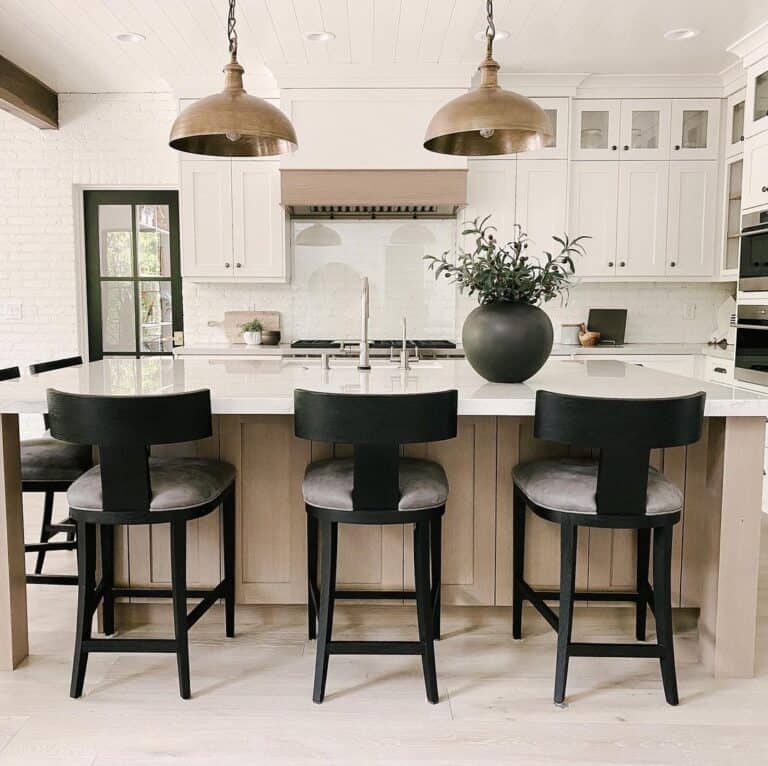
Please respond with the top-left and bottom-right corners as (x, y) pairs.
(99, 525), (115, 636)
(512, 487), (527, 640)
(307, 513), (319, 640)
(430, 517), (442, 641)
(222, 490), (236, 639)
(415, 521), (439, 703)
(34, 491), (55, 574)
(635, 528), (651, 641)
(653, 524), (679, 706)
(313, 520), (338, 703)
(70, 521), (96, 698)
(170, 521), (191, 700)
(554, 523), (577, 706)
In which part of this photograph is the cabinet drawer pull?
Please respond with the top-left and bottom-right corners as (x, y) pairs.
(713, 367), (727, 374)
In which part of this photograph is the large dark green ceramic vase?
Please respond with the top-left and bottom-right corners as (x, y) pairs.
(462, 302), (553, 383)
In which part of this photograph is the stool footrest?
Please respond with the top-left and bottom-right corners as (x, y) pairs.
(25, 574), (78, 585)
(82, 639), (177, 653)
(24, 541), (77, 553)
(568, 642), (664, 659)
(327, 640), (424, 655)
(334, 590), (416, 600)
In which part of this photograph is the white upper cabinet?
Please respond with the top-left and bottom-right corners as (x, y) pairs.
(280, 89), (467, 170)
(616, 161), (669, 276)
(180, 161), (233, 278)
(619, 100), (671, 160)
(518, 98), (569, 160)
(745, 59), (768, 138)
(572, 100), (621, 160)
(180, 160), (288, 282)
(514, 160), (568, 254)
(665, 161), (717, 277)
(743, 129), (768, 211)
(726, 89), (747, 158)
(232, 163), (287, 282)
(462, 160), (516, 250)
(669, 99), (720, 160)
(568, 161), (619, 276)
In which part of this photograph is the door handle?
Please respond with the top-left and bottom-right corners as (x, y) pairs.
(714, 367), (727, 374)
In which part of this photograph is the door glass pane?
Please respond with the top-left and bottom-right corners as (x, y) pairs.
(754, 70), (768, 122)
(99, 205), (133, 277)
(726, 160), (743, 271)
(732, 101), (745, 144)
(580, 111), (609, 149)
(543, 109), (556, 148)
(631, 110), (659, 149)
(681, 110), (708, 149)
(139, 281), (173, 353)
(101, 281), (136, 353)
(136, 204), (171, 277)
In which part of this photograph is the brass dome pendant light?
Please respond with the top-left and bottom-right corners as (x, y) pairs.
(169, 0), (297, 157)
(424, 0), (552, 156)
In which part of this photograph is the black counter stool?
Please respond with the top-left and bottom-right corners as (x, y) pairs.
(2, 358), (92, 584)
(46, 387), (236, 699)
(512, 390), (705, 706)
(295, 388), (457, 704)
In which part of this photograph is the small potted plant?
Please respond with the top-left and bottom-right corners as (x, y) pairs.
(425, 216), (588, 383)
(240, 318), (263, 346)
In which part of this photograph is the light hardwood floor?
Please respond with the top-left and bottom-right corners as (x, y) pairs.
(1, 494), (768, 765)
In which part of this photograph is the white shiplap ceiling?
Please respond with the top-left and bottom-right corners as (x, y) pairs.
(0, 0), (766, 93)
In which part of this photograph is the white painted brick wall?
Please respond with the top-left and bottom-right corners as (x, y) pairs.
(0, 93), (178, 368)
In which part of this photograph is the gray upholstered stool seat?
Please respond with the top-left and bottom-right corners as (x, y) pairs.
(21, 434), (92, 482)
(68, 457), (235, 512)
(303, 457), (448, 511)
(512, 458), (683, 516)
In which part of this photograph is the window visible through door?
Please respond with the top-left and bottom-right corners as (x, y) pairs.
(83, 191), (182, 361)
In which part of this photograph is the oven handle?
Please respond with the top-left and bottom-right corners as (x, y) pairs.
(741, 228), (768, 237)
(736, 323), (768, 330)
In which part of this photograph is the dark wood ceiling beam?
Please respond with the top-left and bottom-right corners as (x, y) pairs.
(0, 54), (58, 129)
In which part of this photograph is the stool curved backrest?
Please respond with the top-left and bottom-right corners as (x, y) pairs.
(533, 390), (706, 516)
(294, 389), (458, 511)
(0, 366), (21, 382)
(46, 388), (213, 514)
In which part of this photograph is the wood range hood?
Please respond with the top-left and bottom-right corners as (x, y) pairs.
(280, 169), (467, 219)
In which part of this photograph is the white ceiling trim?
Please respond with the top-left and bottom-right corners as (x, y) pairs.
(269, 63), (476, 89)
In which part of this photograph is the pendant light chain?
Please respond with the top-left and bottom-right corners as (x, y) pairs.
(228, 0), (238, 59)
(484, 0), (496, 57)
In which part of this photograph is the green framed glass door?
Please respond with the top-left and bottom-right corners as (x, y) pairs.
(84, 190), (182, 361)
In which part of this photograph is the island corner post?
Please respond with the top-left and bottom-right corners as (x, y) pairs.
(0, 407), (765, 678)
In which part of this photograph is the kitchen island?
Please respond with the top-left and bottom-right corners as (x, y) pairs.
(1, 356), (766, 679)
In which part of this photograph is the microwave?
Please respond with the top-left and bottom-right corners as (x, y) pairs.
(735, 304), (768, 386)
(739, 209), (768, 291)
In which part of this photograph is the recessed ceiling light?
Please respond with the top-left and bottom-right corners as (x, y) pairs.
(114, 32), (146, 43)
(305, 30), (335, 43)
(474, 29), (510, 42)
(663, 28), (700, 41)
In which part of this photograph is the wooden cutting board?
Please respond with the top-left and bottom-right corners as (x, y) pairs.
(219, 311), (281, 344)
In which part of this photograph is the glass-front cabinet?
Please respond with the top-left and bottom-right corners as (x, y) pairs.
(721, 157), (743, 277)
(670, 99), (720, 160)
(726, 89), (747, 158)
(746, 61), (768, 137)
(518, 97), (569, 159)
(620, 100), (671, 160)
(571, 100), (621, 160)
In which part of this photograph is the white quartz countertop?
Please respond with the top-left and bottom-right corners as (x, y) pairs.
(175, 342), (733, 360)
(0, 357), (763, 418)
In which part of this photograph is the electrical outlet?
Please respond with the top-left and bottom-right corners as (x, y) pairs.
(0, 302), (22, 320)
(683, 303), (696, 321)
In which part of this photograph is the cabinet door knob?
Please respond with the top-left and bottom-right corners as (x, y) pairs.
(714, 367), (727, 374)
(611, 145), (618, 151)
(608, 261), (614, 267)
(763, 186), (768, 193)
(740, 135), (745, 142)
(669, 261), (676, 267)
(224, 262), (231, 268)
(619, 261), (626, 267)
(235, 262), (242, 268)
(674, 145), (681, 151)
(623, 145), (629, 151)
